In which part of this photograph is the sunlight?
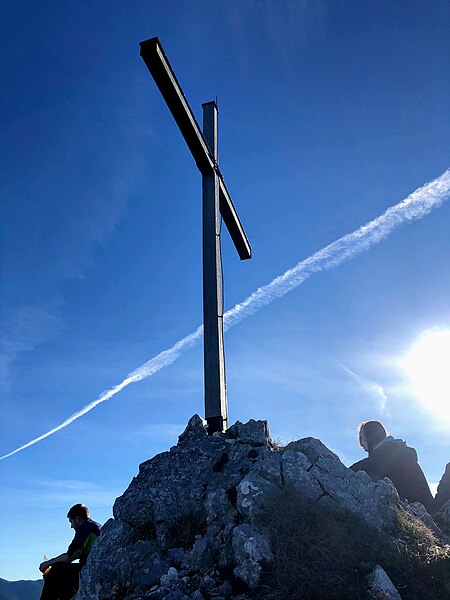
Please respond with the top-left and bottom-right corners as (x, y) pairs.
(402, 329), (450, 424)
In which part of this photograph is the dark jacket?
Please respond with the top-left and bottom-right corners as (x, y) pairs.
(350, 437), (434, 514)
(67, 519), (101, 566)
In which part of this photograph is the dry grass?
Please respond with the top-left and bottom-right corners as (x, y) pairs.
(255, 488), (375, 599)
(253, 486), (450, 600)
(384, 507), (450, 599)
(163, 506), (207, 551)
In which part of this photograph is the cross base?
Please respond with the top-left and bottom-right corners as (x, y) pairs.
(206, 415), (226, 435)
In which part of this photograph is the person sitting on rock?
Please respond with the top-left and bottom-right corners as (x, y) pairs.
(350, 420), (434, 513)
(39, 503), (101, 600)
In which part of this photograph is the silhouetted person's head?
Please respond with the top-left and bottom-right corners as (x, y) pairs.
(357, 420), (388, 454)
(67, 503), (90, 531)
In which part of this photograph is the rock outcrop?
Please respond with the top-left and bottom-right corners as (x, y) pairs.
(75, 416), (448, 600)
(434, 463), (450, 513)
(434, 499), (450, 536)
(366, 565), (402, 600)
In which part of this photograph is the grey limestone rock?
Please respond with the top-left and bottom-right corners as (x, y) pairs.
(227, 419), (271, 447)
(284, 436), (340, 464)
(433, 498), (450, 535)
(253, 451), (283, 487)
(408, 501), (444, 538)
(236, 471), (279, 520)
(165, 590), (189, 600)
(205, 488), (237, 535)
(178, 414), (208, 442)
(75, 415), (419, 600)
(434, 463), (450, 514)
(198, 575), (216, 594)
(186, 536), (214, 574)
(232, 523), (272, 589)
(366, 564), (402, 599)
(310, 457), (398, 528)
(281, 449), (323, 500)
(160, 566), (179, 588)
(77, 535), (169, 599)
(129, 541), (171, 590)
(167, 548), (185, 568)
(216, 580), (233, 598)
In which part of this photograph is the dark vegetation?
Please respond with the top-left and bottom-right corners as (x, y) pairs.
(134, 521), (157, 542)
(99, 575), (136, 600)
(164, 506), (207, 551)
(254, 487), (450, 600)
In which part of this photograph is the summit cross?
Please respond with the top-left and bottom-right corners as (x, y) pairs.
(139, 37), (252, 434)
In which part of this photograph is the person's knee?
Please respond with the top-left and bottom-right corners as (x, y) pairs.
(48, 561), (68, 573)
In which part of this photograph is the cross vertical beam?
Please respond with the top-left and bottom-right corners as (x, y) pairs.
(202, 101), (227, 433)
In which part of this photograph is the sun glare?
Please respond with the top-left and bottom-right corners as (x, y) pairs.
(402, 329), (450, 424)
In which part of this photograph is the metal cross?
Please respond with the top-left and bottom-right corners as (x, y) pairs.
(140, 37), (251, 434)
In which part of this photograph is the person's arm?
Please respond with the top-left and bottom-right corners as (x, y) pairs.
(39, 553), (70, 572)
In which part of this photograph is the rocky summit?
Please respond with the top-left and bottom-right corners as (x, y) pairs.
(75, 416), (450, 600)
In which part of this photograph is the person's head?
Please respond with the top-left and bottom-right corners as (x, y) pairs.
(357, 420), (388, 453)
(67, 503), (90, 530)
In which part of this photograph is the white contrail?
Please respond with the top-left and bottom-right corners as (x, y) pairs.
(1, 169), (449, 461)
(223, 169), (450, 329)
(0, 325), (204, 461)
(339, 363), (388, 414)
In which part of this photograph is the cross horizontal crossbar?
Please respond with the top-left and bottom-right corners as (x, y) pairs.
(140, 37), (251, 261)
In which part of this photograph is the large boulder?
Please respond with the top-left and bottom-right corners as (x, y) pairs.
(74, 416), (430, 600)
(366, 565), (402, 599)
(434, 463), (450, 514)
(434, 499), (450, 536)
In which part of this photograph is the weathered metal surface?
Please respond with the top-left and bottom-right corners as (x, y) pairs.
(218, 177), (251, 260)
(202, 102), (227, 432)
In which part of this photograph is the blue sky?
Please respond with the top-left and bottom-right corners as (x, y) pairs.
(1, 0), (449, 581)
